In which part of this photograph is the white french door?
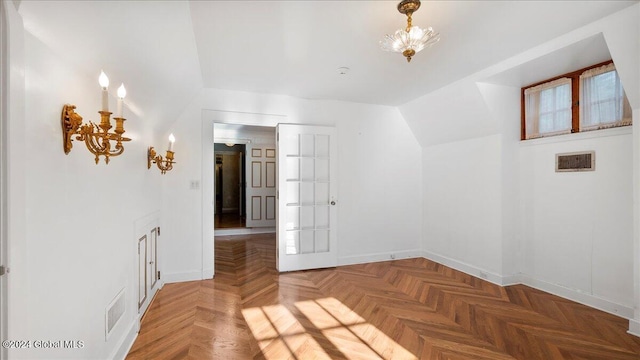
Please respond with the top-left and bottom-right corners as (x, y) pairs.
(246, 143), (277, 228)
(277, 124), (338, 272)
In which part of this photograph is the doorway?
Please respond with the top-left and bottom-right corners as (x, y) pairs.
(212, 123), (277, 236)
(214, 143), (246, 229)
(204, 112), (283, 279)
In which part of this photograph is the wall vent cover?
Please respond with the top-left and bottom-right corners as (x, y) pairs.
(105, 288), (126, 340)
(556, 151), (595, 172)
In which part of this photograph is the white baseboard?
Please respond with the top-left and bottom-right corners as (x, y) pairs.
(111, 282), (165, 359)
(500, 273), (524, 286)
(339, 249), (422, 266)
(163, 270), (203, 283)
(202, 267), (214, 279)
(110, 319), (139, 360)
(419, 251), (634, 320)
(629, 319), (640, 337)
(214, 227), (276, 236)
(421, 250), (504, 286)
(519, 275), (634, 319)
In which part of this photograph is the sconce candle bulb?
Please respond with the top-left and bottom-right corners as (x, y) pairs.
(116, 83), (126, 118)
(99, 70), (109, 111)
(168, 133), (175, 151)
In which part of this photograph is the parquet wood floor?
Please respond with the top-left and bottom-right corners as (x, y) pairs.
(127, 233), (640, 359)
(214, 213), (246, 229)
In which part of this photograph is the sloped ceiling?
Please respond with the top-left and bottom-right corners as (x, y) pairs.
(17, 1), (638, 132)
(18, 0), (203, 131)
(191, 1), (637, 105)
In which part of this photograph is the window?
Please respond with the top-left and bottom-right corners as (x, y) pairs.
(521, 61), (631, 140)
(580, 63), (632, 131)
(524, 78), (572, 138)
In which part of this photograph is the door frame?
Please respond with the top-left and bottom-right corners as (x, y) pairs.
(201, 110), (285, 279)
(0, 2), (9, 358)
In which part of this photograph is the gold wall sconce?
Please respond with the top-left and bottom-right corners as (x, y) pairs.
(61, 71), (130, 164)
(148, 134), (176, 174)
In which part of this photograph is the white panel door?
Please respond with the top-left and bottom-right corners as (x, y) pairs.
(137, 235), (147, 310)
(135, 217), (160, 317)
(277, 124), (338, 272)
(246, 143), (277, 227)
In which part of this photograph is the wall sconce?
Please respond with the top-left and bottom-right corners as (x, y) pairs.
(61, 71), (130, 164)
(148, 134), (176, 174)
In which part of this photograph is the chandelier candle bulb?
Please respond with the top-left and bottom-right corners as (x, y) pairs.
(116, 83), (126, 118)
(99, 71), (110, 111)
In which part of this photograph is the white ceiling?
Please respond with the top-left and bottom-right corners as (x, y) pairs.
(191, 0), (636, 105)
(17, 1), (638, 130)
(483, 33), (613, 88)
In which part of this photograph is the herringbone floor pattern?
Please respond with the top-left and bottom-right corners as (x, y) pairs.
(127, 233), (640, 359)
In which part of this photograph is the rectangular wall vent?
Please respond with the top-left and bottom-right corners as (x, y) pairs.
(556, 151), (595, 172)
(105, 288), (126, 340)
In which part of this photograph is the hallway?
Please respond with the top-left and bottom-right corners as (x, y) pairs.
(127, 234), (640, 359)
(214, 213), (246, 229)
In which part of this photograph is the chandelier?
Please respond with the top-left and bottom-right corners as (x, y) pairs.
(380, 0), (440, 62)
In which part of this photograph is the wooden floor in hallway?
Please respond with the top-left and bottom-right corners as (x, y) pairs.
(127, 233), (640, 359)
(214, 212), (246, 229)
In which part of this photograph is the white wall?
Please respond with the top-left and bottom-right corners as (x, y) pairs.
(7, 10), (163, 359)
(520, 130), (633, 316)
(161, 88), (423, 283)
(421, 134), (503, 280)
(401, 4), (640, 321)
(477, 83), (522, 280)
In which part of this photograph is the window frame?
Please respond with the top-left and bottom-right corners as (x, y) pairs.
(520, 59), (630, 140)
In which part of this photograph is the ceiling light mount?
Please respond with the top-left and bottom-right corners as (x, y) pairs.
(380, 0), (440, 63)
(337, 67), (350, 75)
(397, 0), (420, 16)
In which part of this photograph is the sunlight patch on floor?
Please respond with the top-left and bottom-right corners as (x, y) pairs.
(242, 297), (417, 360)
(242, 304), (331, 359)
